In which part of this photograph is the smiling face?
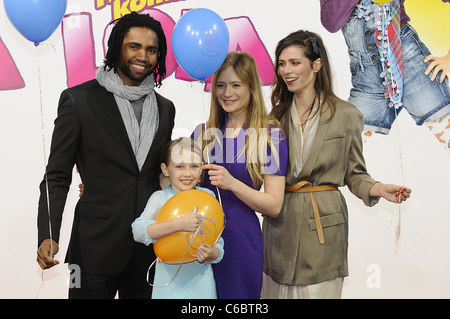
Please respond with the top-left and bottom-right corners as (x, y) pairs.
(214, 67), (250, 119)
(116, 27), (159, 86)
(277, 45), (320, 96)
(161, 146), (203, 194)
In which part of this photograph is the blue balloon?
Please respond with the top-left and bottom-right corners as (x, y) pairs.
(4, 0), (67, 45)
(172, 8), (229, 81)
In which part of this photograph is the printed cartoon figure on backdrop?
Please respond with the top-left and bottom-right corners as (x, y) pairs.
(320, 0), (450, 153)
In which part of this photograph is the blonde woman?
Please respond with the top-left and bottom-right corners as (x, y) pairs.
(191, 52), (288, 298)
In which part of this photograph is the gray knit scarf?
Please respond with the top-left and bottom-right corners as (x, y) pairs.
(96, 67), (159, 171)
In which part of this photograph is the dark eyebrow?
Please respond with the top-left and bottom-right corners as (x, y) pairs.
(279, 58), (302, 62)
(125, 41), (141, 47)
(125, 42), (158, 50)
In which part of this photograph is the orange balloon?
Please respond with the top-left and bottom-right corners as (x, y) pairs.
(154, 189), (225, 264)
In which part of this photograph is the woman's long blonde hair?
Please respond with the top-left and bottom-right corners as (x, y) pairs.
(199, 51), (283, 189)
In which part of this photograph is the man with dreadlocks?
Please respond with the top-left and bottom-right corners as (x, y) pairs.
(36, 12), (175, 298)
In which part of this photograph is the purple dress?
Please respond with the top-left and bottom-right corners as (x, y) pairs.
(192, 113), (288, 299)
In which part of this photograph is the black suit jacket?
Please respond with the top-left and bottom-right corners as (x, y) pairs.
(37, 79), (175, 275)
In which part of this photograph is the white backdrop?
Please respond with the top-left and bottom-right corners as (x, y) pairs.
(1, 0), (449, 299)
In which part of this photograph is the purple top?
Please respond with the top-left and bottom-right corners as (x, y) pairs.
(320, 0), (410, 33)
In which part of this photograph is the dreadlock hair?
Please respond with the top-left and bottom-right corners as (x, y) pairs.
(103, 11), (167, 87)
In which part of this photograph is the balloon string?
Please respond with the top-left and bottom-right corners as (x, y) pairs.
(393, 106), (404, 244)
(35, 44), (54, 299)
(146, 220), (203, 288)
(382, 4), (404, 244)
(35, 268), (45, 299)
(201, 81), (226, 237)
(201, 81), (224, 209)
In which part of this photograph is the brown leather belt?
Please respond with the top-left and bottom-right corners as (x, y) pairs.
(286, 181), (338, 245)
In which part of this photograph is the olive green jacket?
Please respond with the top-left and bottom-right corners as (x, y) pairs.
(263, 98), (379, 286)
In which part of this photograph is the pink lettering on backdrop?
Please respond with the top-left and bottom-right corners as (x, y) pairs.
(62, 9), (273, 90)
(62, 13), (98, 88)
(0, 37), (25, 90)
(62, 9), (177, 88)
(226, 17), (273, 86)
(0, 7), (273, 91)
